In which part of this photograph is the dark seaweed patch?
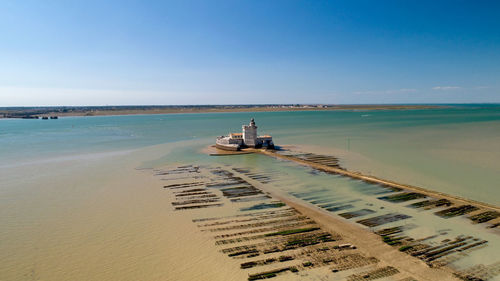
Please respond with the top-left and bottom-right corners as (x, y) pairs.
(356, 213), (411, 227)
(378, 192), (426, 203)
(435, 205), (479, 218)
(339, 209), (375, 219)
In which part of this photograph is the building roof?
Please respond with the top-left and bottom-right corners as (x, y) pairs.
(230, 133), (243, 136)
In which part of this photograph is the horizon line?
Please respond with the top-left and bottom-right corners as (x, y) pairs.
(2, 102), (500, 108)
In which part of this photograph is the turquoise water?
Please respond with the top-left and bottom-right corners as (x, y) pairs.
(2, 105), (500, 158)
(2, 105), (500, 280)
(2, 105), (500, 205)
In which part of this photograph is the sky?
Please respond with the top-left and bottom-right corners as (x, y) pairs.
(0, 0), (499, 106)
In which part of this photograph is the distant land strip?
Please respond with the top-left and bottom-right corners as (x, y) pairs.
(0, 104), (445, 119)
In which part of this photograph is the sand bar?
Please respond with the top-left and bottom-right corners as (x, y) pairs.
(160, 163), (460, 280)
(257, 149), (500, 215)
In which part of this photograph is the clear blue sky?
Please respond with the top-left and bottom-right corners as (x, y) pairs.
(1, 0), (499, 106)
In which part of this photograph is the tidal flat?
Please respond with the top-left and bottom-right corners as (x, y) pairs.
(1, 105), (499, 280)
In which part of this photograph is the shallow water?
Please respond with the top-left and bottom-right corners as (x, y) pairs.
(2, 105), (500, 204)
(1, 105), (500, 280)
(223, 154), (500, 276)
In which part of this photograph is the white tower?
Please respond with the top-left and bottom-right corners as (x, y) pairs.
(242, 118), (258, 147)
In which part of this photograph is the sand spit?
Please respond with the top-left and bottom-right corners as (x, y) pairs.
(261, 188), (457, 281)
(257, 148), (500, 225)
(247, 148), (500, 280)
(202, 145), (500, 279)
(206, 145), (500, 227)
(156, 163), (459, 281)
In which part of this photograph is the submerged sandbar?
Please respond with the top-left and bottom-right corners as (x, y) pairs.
(207, 145), (500, 223)
(157, 163), (458, 280)
(203, 143), (500, 275)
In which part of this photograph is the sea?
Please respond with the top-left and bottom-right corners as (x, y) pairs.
(1, 104), (500, 280)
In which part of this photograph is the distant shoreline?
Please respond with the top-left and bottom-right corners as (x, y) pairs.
(0, 104), (445, 119)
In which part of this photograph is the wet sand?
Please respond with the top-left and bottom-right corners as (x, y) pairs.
(157, 162), (459, 280)
(207, 144), (499, 215)
(231, 167), (458, 280)
(259, 189), (457, 281)
(200, 144), (500, 279)
(0, 145), (245, 281)
(2, 142), (497, 281)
